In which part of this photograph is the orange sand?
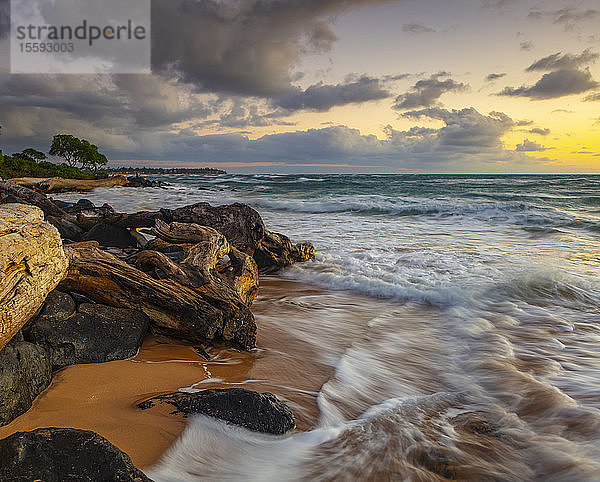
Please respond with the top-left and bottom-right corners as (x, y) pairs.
(0, 277), (376, 468)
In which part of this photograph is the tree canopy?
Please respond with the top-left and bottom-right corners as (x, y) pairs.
(49, 135), (108, 172)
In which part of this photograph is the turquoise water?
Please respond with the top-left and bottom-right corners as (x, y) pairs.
(57, 174), (600, 480)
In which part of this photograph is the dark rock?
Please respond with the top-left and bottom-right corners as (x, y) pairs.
(0, 341), (52, 426)
(22, 290), (77, 338)
(415, 447), (457, 480)
(126, 176), (167, 188)
(47, 216), (84, 241)
(138, 388), (295, 435)
(57, 198), (96, 214)
(0, 428), (151, 481)
(254, 230), (316, 274)
(39, 290), (77, 322)
(167, 202), (266, 255)
(27, 303), (150, 370)
(81, 223), (138, 248)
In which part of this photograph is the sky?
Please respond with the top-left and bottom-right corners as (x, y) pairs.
(0, 0), (599, 173)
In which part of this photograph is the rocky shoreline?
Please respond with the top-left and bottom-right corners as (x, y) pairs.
(0, 179), (314, 479)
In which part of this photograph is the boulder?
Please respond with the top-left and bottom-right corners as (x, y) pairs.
(81, 223), (139, 248)
(0, 204), (69, 351)
(36, 290), (77, 322)
(126, 176), (167, 188)
(0, 340), (52, 426)
(138, 388), (295, 435)
(0, 428), (151, 481)
(27, 303), (150, 370)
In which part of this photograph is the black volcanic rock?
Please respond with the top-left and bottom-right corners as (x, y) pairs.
(0, 340), (52, 426)
(138, 388), (295, 435)
(0, 428), (151, 481)
(27, 303), (150, 370)
(126, 176), (167, 188)
(81, 222), (139, 248)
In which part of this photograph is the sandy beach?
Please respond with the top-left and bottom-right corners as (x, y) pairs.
(0, 277), (396, 469)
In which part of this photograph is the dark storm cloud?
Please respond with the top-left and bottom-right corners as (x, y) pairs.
(276, 76), (391, 111)
(402, 23), (435, 34)
(151, 0), (398, 97)
(498, 68), (599, 99)
(526, 49), (599, 72)
(393, 73), (468, 110)
(486, 73), (506, 81)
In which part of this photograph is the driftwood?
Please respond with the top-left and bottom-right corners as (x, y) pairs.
(9, 176), (128, 193)
(0, 180), (315, 273)
(0, 204), (68, 351)
(60, 219), (259, 349)
(0, 180), (68, 219)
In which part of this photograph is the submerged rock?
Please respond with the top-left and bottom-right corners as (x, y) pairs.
(0, 428), (151, 481)
(138, 388), (295, 435)
(27, 303), (150, 370)
(254, 230), (316, 274)
(0, 340), (52, 426)
(126, 175), (167, 188)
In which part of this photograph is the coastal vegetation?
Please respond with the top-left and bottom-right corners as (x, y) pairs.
(0, 133), (108, 180)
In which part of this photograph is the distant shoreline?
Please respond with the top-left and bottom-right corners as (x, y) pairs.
(105, 167), (227, 176)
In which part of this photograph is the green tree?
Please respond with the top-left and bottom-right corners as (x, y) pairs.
(49, 134), (108, 172)
(79, 140), (108, 173)
(12, 148), (47, 162)
(49, 134), (82, 167)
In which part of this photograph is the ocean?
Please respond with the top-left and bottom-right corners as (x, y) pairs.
(55, 174), (600, 480)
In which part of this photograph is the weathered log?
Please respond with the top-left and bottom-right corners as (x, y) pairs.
(60, 241), (257, 349)
(147, 220), (259, 305)
(9, 175), (129, 193)
(0, 180), (68, 219)
(0, 204), (69, 351)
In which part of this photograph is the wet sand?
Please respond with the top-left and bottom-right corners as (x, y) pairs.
(0, 277), (393, 469)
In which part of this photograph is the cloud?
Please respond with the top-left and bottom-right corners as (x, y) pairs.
(528, 7), (599, 31)
(526, 49), (598, 72)
(498, 68), (599, 99)
(486, 73), (506, 81)
(520, 41), (533, 51)
(275, 76), (391, 111)
(402, 23), (435, 34)
(148, 107), (525, 170)
(393, 73), (468, 110)
(515, 120), (533, 126)
(399, 108), (514, 153)
(528, 127), (550, 136)
(583, 92), (600, 102)
(516, 139), (548, 151)
(151, 0), (396, 98)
